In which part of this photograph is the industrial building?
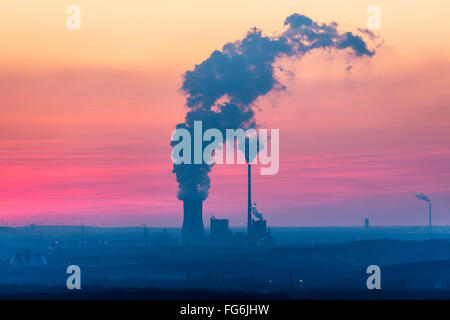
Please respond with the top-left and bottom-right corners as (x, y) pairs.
(210, 217), (232, 244)
(247, 164), (272, 245)
(180, 163), (272, 246)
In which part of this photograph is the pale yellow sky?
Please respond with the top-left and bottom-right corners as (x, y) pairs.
(0, 0), (449, 72)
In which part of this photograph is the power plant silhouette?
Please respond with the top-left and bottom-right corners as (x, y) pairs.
(180, 163), (271, 246)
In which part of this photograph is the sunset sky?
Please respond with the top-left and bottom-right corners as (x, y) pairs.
(1, 0), (449, 227)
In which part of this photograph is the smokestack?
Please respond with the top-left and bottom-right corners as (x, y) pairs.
(181, 200), (205, 245)
(248, 164), (252, 237)
(414, 193), (432, 235)
(429, 202), (432, 230)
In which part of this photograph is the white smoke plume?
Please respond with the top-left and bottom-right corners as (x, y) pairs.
(172, 13), (376, 201)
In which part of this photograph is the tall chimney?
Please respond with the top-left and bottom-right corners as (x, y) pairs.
(247, 164), (252, 237)
(429, 202), (432, 232)
(181, 200), (205, 245)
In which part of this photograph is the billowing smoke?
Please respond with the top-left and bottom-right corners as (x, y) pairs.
(172, 13), (375, 201)
(251, 203), (264, 221)
(415, 193), (431, 204)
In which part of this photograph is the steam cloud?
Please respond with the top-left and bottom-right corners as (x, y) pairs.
(415, 193), (431, 204)
(172, 13), (375, 201)
(251, 203), (264, 221)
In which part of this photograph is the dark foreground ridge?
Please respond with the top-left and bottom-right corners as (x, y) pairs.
(3, 226), (450, 299)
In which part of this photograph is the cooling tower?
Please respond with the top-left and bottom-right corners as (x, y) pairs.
(429, 203), (432, 229)
(181, 200), (205, 245)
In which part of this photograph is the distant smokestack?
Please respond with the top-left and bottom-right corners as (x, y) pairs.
(248, 164), (252, 237)
(415, 193), (432, 233)
(181, 200), (205, 245)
